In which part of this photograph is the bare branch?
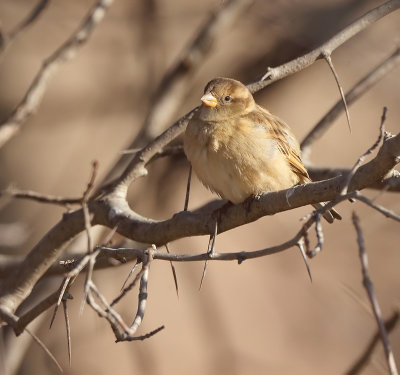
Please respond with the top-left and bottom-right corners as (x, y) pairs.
(0, 0), (50, 54)
(307, 166), (400, 192)
(134, 0), (254, 146)
(341, 107), (386, 194)
(352, 212), (399, 375)
(128, 249), (152, 336)
(0, 0), (114, 148)
(0, 188), (82, 206)
(346, 310), (400, 375)
(115, 325), (165, 342)
(98, 0), (253, 187)
(62, 299), (72, 367)
(24, 327), (63, 373)
(0, 309), (63, 373)
(301, 47), (400, 157)
(247, 0), (400, 93)
(307, 214), (324, 258)
(111, 108), (198, 194)
(2, 130), (399, 316)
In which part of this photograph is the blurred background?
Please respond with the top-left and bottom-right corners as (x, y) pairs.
(0, 0), (399, 374)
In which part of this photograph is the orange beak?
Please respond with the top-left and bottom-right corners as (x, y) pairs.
(201, 93), (218, 107)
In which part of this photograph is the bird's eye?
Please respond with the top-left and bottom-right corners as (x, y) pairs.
(224, 95), (231, 102)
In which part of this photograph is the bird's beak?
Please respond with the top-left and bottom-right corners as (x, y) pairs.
(201, 93), (218, 107)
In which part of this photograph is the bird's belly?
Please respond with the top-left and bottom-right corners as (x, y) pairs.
(188, 141), (297, 204)
(191, 147), (249, 203)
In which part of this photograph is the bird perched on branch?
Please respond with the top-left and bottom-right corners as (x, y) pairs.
(184, 77), (341, 223)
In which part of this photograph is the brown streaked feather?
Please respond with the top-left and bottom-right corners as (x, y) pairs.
(246, 105), (310, 184)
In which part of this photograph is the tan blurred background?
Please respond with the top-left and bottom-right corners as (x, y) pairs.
(0, 0), (400, 374)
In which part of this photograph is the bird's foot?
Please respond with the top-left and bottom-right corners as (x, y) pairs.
(243, 194), (261, 214)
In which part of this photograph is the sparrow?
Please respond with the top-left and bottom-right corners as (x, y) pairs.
(183, 77), (341, 223)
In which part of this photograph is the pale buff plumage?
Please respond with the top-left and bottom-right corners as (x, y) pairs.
(184, 77), (341, 223)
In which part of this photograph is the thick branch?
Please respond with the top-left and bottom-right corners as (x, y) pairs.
(1, 132), (399, 315)
(308, 166), (400, 191)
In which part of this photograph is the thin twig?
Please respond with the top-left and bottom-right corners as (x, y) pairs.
(307, 214), (324, 258)
(341, 107), (387, 194)
(25, 327), (63, 373)
(0, 0), (114, 148)
(111, 261), (146, 307)
(184, 165), (192, 211)
(0, 309), (63, 373)
(80, 161), (99, 315)
(115, 325), (165, 342)
(82, 160), (98, 253)
(120, 260), (140, 291)
(0, 188), (82, 206)
(0, 0), (50, 54)
(87, 282), (131, 334)
(165, 244), (179, 298)
(301, 47), (400, 158)
(49, 277), (71, 329)
(355, 193), (400, 222)
(346, 311), (399, 375)
(128, 248), (152, 336)
(62, 298), (72, 367)
(352, 212), (399, 375)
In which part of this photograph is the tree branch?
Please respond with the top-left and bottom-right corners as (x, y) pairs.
(0, 0), (114, 148)
(352, 212), (399, 375)
(0, 0), (50, 54)
(247, 0), (400, 93)
(301, 47), (400, 158)
(99, 0), (253, 188)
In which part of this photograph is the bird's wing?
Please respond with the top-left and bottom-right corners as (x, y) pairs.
(252, 105), (310, 183)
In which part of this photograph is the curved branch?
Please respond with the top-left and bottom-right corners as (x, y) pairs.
(1, 131), (399, 316)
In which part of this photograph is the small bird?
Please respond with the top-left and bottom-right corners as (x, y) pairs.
(184, 77), (341, 223)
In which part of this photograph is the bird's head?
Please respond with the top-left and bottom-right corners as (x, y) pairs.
(198, 77), (255, 121)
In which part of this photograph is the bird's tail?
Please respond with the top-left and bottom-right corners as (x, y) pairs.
(312, 203), (342, 224)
